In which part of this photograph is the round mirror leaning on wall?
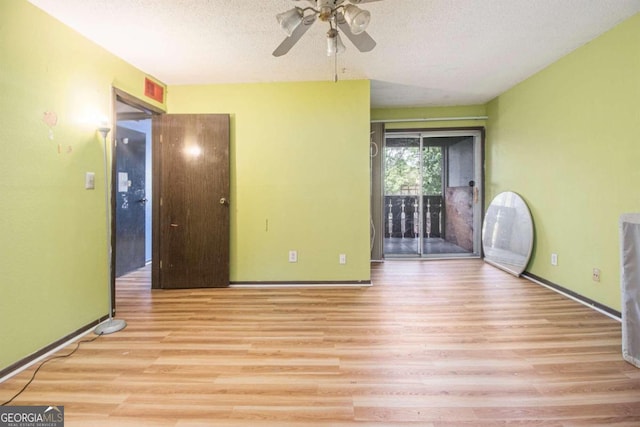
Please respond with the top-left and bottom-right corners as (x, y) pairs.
(482, 191), (534, 277)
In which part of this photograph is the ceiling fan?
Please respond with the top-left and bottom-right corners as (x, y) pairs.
(272, 0), (382, 57)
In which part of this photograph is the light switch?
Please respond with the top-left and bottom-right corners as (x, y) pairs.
(85, 172), (95, 190)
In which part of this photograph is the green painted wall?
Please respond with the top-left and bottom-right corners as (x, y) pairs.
(167, 81), (371, 282)
(0, 1), (165, 370)
(4, 0), (634, 375)
(371, 105), (487, 130)
(486, 13), (640, 311)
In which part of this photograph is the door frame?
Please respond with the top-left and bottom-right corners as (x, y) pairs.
(109, 88), (164, 314)
(377, 127), (485, 259)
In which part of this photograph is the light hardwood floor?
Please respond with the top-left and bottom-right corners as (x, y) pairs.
(2, 260), (639, 426)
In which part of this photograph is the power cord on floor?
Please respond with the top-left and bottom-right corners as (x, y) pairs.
(1, 332), (103, 406)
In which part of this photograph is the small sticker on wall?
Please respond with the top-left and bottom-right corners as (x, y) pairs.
(43, 111), (57, 140)
(44, 111), (72, 155)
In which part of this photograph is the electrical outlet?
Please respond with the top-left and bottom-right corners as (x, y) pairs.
(339, 254), (347, 264)
(551, 253), (558, 266)
(288, 250), (297, 263)
(592, 268), (601, 282)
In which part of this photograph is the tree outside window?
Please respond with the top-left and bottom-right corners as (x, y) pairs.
(384, 146), (442, 196)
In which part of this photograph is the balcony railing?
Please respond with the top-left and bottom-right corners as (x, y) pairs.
(384, 195), (443, 238)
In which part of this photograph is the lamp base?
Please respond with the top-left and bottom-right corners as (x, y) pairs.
(94, 318), (127, 335)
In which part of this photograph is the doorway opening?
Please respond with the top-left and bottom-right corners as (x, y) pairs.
(110, 89), (163, 303)
(115, 105), (151, 276)
(382, 130), (483, 259)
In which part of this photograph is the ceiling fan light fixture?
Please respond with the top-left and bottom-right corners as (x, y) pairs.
(317, 0), (333, 20)
(276, 8), (303, 37)
(343, 4), (370, 35)
(326, 29), (346, 56)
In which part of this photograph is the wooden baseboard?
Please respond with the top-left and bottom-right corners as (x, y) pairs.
(0, 315), (108, 381)
(523, 272), (621, 319)
(230, 280), (371, 287)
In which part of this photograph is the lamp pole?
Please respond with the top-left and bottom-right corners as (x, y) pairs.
(94, 125), (127, 335)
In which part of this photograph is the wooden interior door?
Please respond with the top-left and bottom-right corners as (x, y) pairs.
(152, 114), (230, 288)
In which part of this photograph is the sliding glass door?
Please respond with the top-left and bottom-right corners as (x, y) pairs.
(383, 135), (422, 255)
(383, 130), (482, 258)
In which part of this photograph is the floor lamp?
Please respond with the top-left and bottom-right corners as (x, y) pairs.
(94, 124), (127, 335)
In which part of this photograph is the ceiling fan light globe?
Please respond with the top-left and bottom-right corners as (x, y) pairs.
(326, 32), (346, 56)
(277, 8), (303, 37)
(344, 5), (370, 35)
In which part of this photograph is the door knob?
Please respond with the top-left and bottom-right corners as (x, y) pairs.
(138, 198), (148, 204)
(219, 198), (228, 205)
(170, 223), (179, 227)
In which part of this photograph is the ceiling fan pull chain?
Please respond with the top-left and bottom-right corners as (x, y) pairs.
(334, 34), (339, 82)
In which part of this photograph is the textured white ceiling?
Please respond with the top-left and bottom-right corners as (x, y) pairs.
(28, 0), (640, 108)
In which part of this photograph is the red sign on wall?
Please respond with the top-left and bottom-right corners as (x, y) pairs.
(144, 77), (164, 103)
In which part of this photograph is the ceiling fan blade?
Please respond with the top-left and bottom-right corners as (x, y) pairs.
(272, 15), (317, 57)
(337, 13), (377, 52)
